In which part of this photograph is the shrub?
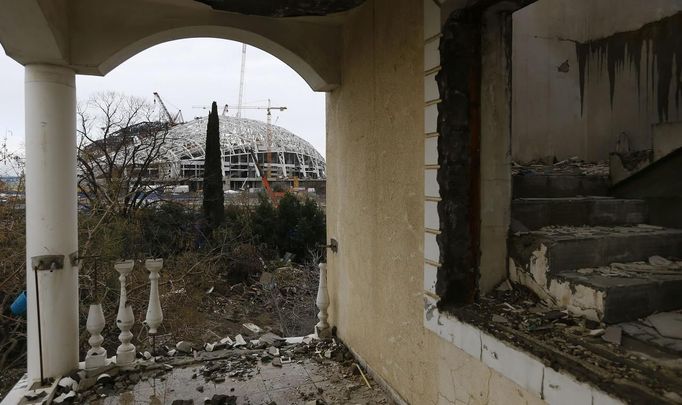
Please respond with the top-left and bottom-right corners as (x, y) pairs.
(250, 193), (326, 261)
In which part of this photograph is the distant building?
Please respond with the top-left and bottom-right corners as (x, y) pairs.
(159, 116), (325, 191)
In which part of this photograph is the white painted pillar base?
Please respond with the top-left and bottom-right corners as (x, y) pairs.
(115, 260), (136, 366)
(144, 258), (164, 335)
(315, 263), (331, 338)
(24, 64), (79, 383)
(85, 304), (107, 370)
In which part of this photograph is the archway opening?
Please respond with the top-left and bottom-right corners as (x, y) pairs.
(0, 37), (329, 393)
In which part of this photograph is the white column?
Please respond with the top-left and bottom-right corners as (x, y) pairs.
(24, 64), (79, 382)
(315, 263), (330, 338)
(144, 258), (163, 335)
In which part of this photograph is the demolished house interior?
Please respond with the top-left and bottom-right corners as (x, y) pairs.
(426, 0), (682, 403)
(1, 0), (682, 404)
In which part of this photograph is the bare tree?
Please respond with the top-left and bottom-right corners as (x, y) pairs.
(77, 91), (174, 216)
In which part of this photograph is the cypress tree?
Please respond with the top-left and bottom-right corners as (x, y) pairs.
(202, 101), (224, 228)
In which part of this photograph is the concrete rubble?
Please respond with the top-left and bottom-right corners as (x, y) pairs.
(512, 158), (610, 177)
(457, 285), (682, 402)
(42, 331), (390, 404)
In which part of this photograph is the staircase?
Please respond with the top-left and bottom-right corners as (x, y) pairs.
(508, 169), (682, 324)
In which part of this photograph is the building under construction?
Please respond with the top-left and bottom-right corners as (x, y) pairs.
(158, 115), (326, 191)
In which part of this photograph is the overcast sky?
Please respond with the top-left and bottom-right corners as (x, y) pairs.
(0, 38), (326, 176)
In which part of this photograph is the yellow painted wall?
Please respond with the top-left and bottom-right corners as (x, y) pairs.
(326, 0), (546, 403)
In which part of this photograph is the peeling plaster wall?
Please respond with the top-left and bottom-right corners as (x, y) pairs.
(326, 0), (545, 403)
(512, 0), (682, 162)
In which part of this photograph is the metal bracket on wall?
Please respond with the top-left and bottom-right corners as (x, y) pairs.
(31, 255), (65, 271)
(322, 238), (338, 253)
(69, 251), (80, 267)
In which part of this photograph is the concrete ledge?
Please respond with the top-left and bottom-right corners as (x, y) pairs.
(423, 293), (624, 405)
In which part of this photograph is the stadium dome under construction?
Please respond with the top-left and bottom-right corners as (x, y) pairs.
(160, 115), (326, 191)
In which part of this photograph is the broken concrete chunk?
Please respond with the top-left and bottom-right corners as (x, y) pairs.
(243, 323), (263, 334)
(167, 349), (177, 357)
(258, 332), (283, 346)
(602, 326), (623, 345)
(58, 376), (78, 391)
(24, 391), (47, 401)
(272, 357), (282, 367)
(176, 341), (194, 353)
(589, 329), (605, 337)
(647, 312), (682, 339)
(649, 255), (672, 267)
(53, 391), (76, 404)
(205, 342), (216, 352)
(267, 346), (280, 357)
(219, 336), (234, 346)
(233, 334), (247, 347)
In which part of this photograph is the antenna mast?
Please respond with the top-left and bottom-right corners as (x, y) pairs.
(236, 44), (247, 118)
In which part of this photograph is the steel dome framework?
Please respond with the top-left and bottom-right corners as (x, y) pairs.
(158, 116), (325, 189)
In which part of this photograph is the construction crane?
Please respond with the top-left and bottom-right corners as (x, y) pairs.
(153, 92), (184, 126)
(236, 44), (247, 119)
(224, 100), (287, 179)
(246, 148), (278, 204)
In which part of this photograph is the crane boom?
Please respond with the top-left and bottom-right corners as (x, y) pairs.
(153, 92), (183, 125)
(236, 44), (247, 119)
(247, 148), (276, 204)
(226, 101), (286, 180)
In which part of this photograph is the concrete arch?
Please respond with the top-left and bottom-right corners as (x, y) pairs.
(0, 0), (343, 91)
(93, 24), (340, 92)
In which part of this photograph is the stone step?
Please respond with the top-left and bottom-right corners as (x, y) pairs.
(513, 174), (610, 198)
(512, 197), (648, 230)
(552, 268), (682, 323)
(508, 225), (682, 275)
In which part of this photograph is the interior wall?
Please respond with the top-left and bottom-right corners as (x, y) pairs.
(326, 0), (544, 403)
(512, 0), (682, 163)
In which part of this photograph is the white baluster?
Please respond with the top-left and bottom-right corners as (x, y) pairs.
(144, 259), (163, 335)
(85, 303), (106, 370)
(315, 263), (330, 338)
(114, 260), (136, 366)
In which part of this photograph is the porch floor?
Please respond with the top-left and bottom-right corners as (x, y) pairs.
(90, 357), (388, 405)
(6, 338), (393, 405)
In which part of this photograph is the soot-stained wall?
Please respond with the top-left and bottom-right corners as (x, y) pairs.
(512, 0), (682, 163)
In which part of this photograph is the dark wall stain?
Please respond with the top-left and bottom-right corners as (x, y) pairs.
(193, 0), (365, 17)
(436, 8), (481, 309)
(436, 0), (536, 310)
(576, 11), (682, 121)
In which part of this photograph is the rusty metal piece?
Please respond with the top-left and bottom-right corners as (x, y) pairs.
(320, 238), (338, 253)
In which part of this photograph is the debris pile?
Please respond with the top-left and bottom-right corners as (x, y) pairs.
(512, 158), (609, 176)
(456, 285), (682, 402)
(65, 330), (386, 404)
(574, 256), (682, 278)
